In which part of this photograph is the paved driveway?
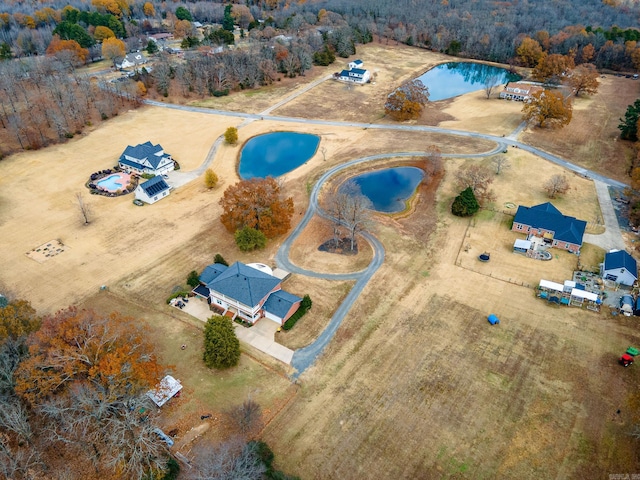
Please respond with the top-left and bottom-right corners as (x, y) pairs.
(583, 180), (626, 251)
(180, 297), (294, 365)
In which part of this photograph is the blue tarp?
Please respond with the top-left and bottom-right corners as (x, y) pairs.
(487, 314), (500, 325)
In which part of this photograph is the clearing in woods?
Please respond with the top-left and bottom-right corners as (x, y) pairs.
(0, 41), (638, 477)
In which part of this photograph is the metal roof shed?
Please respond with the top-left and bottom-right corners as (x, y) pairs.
(147, 375), (183, 407)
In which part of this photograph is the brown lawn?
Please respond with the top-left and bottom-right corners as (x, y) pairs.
(1, 42), (639, 479)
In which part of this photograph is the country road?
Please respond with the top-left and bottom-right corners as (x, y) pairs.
(146, 99), (628, 190)
(146, 89), (629, 379)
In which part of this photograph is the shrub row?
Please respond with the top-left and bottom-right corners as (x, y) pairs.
(166, 289), (190, 304)
(282, 294), (312, 331)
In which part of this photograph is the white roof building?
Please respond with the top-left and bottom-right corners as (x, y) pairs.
(147, 375), (182, 407)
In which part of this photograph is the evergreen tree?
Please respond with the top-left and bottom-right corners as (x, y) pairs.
(619, 99), (640, 141)
(175, 6), (192, 22)
(146, 40), (158, 54)
(186, 270), (200, 288)
(451, 187), (480, 217)
(235, 226), (267, 251)
(203, 315), (240, 369)
(222, 4), (235, 32)
(0, 42), (12, 60)
(214, 253), (229, 266)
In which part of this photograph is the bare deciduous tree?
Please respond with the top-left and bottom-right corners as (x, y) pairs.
(230, 397), (263, 436)
(320, 146), (327, 161)
(342, 182), (373, 252)
(188, 436), (266, 480)
(455, 164), (495, 204)
(543, 174), (570, 198)
(0, 435), (43, 480)
(423, 145), (443, 176)
(484, 74), (502, 99)
(76, 192), (92, 225)
(325, 189), (349, 246)
(491, 155), (511, 175)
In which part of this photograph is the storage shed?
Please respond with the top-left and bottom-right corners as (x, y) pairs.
(147, 375), (183, 407)
(513, 239), (531, 254)
(487, 314), (500, 325)
(601, 250), (638, 286)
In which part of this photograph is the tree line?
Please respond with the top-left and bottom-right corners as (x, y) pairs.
(3, 0), (640, 69)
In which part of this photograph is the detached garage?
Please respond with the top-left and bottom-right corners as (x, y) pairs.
(601, 249), (638, 286)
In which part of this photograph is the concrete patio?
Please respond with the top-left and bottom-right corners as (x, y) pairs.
(179, 297), (294, 365)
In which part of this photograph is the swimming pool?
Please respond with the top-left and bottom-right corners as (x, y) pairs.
(97, 173), (128, 192)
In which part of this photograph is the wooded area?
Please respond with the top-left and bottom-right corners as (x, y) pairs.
(0, 55), (140, 156)
(0, 304), (172, 479)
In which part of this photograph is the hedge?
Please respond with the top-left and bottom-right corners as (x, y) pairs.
(282, 295), (312, 331)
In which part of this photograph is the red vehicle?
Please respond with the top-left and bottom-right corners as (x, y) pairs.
(619, 353), (634, 367)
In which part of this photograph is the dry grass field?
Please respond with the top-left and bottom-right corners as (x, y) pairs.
(1, 41), (640, 478)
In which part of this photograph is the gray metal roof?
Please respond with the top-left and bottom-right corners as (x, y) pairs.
(264, 290), (301, 319)
(119, 142), (168, 169)
(199, 263), (228, 285)
(604, 250), (638, 276)
(205, 262), (281, 308)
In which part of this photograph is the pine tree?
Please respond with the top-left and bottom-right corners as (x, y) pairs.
(203, 315), (240, 369)
(451, 187), (480, 217)
(619, 99), (640, 141)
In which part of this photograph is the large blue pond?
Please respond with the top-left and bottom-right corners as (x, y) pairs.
(239, 132), (320, 179)
(346, 167), (425, 213)
(416, 62), (520, 101)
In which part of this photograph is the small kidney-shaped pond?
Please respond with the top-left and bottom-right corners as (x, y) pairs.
(345, 167), (425, 213)
(239, 132), (320, 179)
(416, 62), (520, 101)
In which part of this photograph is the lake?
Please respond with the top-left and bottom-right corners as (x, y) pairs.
(239, 132), (320, 179)
(346, 167), (425, 213)
(416, 62), (520, 101)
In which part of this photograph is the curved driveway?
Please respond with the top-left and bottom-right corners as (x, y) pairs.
(147, 96), (629, 378)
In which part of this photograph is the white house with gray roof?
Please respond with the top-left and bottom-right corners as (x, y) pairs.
(134, 176), (171, 204)
(117, 52), (148, 69)
(193, 261), (301, 325)
(118, 141), (175, 176)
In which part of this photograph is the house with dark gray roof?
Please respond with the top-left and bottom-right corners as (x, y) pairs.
(134, 176), (170, 204)
(601, 249), (638, 286)
(338, 67), (370, 84)
(193, 261), (301, 325)
(512, 202), (586, 254)
(118, 141), (174, 175)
